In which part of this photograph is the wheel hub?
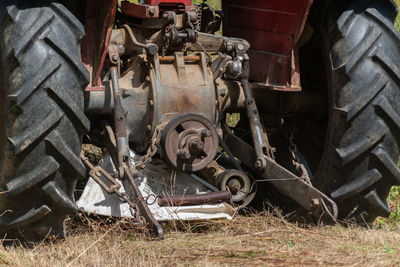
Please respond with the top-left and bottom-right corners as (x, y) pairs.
(161, 114), (219, 172)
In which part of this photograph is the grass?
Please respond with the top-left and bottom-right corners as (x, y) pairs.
(2, 212), (400, 266)
(1, 1), (400, 267)
(396, 0), (400, 29)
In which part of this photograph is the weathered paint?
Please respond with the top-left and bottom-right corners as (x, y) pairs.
(222, 0), (313, 90)
(82, 0), (117, 88)
(121, 1), (160, 19)
(144, 0), (192, 5)
(82, 0), (313, 91)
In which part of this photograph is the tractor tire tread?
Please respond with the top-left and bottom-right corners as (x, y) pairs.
(0, 0), (88, 240)
(315, 2), (400, 223)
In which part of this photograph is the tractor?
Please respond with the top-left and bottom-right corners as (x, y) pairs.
(1, 0), (400, 241)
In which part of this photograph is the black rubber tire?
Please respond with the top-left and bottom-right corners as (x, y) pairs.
(311, 1), (400, 224)
(0, 1), (89, 241)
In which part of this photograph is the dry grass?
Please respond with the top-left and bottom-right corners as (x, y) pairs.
(0, 211), (400, 266)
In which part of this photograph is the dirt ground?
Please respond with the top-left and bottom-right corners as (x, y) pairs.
(0, 211), (400, 267)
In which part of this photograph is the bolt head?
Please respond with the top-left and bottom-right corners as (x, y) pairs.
(200, 129), (211, 138)
(219, 88), (227, 97)
(310, 198), (320, 209)
(255, 159), (263, 169)
(227, 179), (241, 194)
(118, 45), (125, 56)
(189, 139), (204, 154)
(177, 149), (191, 160)
(147, 44), (159, 56)
(226, 42), (233, 52)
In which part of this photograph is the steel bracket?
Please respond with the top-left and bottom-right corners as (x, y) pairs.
(223, 129), (338, 221)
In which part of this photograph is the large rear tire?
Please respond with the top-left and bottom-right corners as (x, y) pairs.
(0, 1), (89, 241)
(305, 0), (400, 224)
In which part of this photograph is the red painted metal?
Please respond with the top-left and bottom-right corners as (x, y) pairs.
(144, 0), (192, 5)
(82, 0), (196, 90)
(121, 1), (160, 19)
(82, 0), (117, 89)
(82, 0), (311, 92)
(222, 0), (313, 91)
(121, 0), (195, 20)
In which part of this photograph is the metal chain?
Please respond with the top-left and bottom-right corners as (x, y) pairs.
(286, 128), (311, 184)
(134, 125), (164, 174)
(116, 126), (164, 218)
(162, 25), (173, 56)
(194, 3), (202, 31)
(81, 154), (143, 222)
(81, 125), (163, 222)
(116, 191), (142, 222)
(280, 126), (338, 221)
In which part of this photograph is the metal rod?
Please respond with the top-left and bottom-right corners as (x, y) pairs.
(159, 55), (201, 63)
(190, 174), (219, 192)
(107, 45), (163, 238)
(110, 66), (130, 177)
(122, 24), (158, 56)
(158, 191), (232, 207)
(122, 165), (164, 238)
(240, 60), (268, 170)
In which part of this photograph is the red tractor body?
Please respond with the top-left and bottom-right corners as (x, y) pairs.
(223, 0), (312, 90)
(145, 0), (192, 5)
(82, 0), (312, 91)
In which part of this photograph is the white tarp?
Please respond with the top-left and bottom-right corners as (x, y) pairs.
(77, 152), (235, 221)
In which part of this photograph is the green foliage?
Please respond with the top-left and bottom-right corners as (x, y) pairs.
(383, 243), (397, 253)
(383, 186), (400, 227)
(193, 0), (221, 9)
(383, 157), (400, 226)
(395, 0), (400, 30)
(226, 113), (240, 127)
(0, 252), (13, 265)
